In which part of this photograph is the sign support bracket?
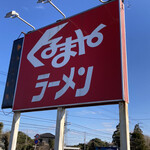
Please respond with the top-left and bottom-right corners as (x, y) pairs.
(54, 107), (66, 150)
(119, 101), (130, 150)
(8, 112), (21, 150)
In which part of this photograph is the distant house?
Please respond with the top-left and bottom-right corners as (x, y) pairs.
(39, 133), (55, 145)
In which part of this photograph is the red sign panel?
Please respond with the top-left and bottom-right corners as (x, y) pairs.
(13, 0), (128, 111)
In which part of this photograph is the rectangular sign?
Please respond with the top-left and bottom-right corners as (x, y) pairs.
(2, 38), (23, 109)
(13, 0), (128, 112)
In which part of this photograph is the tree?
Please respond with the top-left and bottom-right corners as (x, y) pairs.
(49, 138), (54, 149)
(87, 138), (110, 150)
(16, 131), (34, 150)
(73, 143), (85, 150)
(1, 131), (34, 150)
(0, 122), (4, 150)
(112, 123), (120, 148)
(130, 124), (147, 150)
(2, 132), (10, 150)
(0, 122), (3, 135)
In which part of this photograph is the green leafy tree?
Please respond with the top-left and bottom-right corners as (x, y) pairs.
(112, 123), (120, 148)
(49, 138), (54, 149)
(73, 143), (85, 150)
(130, 124), (147, 150)
(0, 122), (4, 149)
(87, 138), (110, 150)
(16, 131), (34, 150)
(2, 132), (10, 150)
(0, 122), (3, 135)
(2, 131), (34, 150)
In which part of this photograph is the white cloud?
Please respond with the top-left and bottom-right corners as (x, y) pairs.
(22, 7), (29, 11)
(102, 122), (114, 128)
(35, 5), (45, 9)
(76, 110), (99, 116)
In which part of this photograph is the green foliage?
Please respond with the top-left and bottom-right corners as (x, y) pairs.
(76, 143), (85, 150)
(2, 132), (10, 150)
(0, 122), (4, 150)
(87, 138), (110, 150)
(0, 122), (4, 135)
(1, 131), (34, 150)
(74, 138), (110, 150)
(130, 124), (147, 150)
(20, 144), (34, 150)
(112, 123), (148, 150)
(16, 131), (34, 150)
(48, 138), (54, 149)
(112, 123), (120, 148)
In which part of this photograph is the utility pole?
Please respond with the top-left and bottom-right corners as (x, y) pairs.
(25, 130), (28, 150)
(84, 132), (86, 150)
(64, 110), (68, 146)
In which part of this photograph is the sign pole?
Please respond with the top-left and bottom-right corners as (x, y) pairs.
(8, 112), (21, 150)
(119, 102), (130, 150)
(34, 144), (37, 150)
(54, 107), (66, 150)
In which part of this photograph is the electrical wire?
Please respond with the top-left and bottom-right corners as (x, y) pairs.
(21, 114), (56, 122)
(69, 129), (112, 140)
(70, 123), (112, 135)
(68, 114), (118, 120)
(0, 119), (55, 129)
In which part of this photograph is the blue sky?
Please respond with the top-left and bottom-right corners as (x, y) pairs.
(0, 0), (150, 146)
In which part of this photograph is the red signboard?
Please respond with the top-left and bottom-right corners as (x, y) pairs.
(13, 0), (128, 112)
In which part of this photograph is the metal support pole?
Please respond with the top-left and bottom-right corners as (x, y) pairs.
(119, 102), (130, 150)
(84, 132), (86, 150)
(17, 16), (36, 30)
(48, 0), (66, 19)
(54, 107), (66, 150)
(8, 112), (21, 150)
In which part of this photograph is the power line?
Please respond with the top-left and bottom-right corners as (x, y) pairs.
(1, 119), (56, 129)
(99, 107), (119, 115)
(1, 110), (150, 122)
(21, 114), (56, 122)
(69, 129), (112, 140)
(3, 123), (55, 131)
(68, 114), (150, 121)
(68, 114), (118, 120)
(71, 122), (112, 135)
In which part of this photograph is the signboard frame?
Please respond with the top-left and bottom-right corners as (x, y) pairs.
(5, 1), (130, 150)
(8, 0), (128, 112)
(1, 38), (24, 109)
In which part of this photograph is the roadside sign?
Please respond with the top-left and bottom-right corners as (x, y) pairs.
(34, 134), (40, 139)
(2, 38), (23, 109)
(34, 139), (39, 144)
(13, 0), (128, 112)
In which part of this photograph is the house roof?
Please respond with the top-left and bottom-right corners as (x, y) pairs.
(39, 133), (55, 138)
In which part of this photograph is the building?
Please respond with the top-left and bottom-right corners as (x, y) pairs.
(39, 133), (55, 145)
